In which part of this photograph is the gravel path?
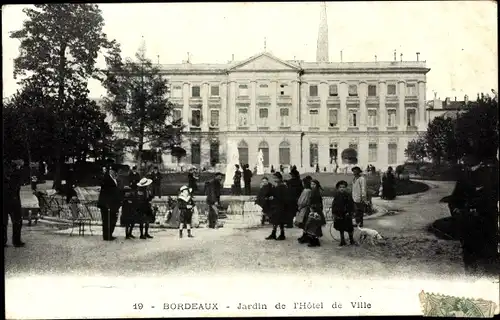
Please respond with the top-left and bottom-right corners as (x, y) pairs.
(5, 180), (469, 280)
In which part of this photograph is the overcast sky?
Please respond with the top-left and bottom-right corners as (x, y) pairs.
(2, 1), (498, 101)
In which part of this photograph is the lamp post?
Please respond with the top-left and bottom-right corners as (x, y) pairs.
(300, 132), (305, 168)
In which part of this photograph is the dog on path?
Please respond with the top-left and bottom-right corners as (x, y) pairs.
(357, 226), (384, 245)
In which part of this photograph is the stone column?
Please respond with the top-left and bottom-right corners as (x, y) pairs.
(319, 81), (328, 128)
(339, 82), (348, 130)
(418, 80), (426, 131)
(250, 80), (257, 129)
(292, 80), (299, 128)
(357, 138), (368, 170)
(359, 81), (367, 130)
(398, 81), (406, 129)
(379, 81), (386, 129)
(229, 81), (236, 130)
(202, 82), (209, 132)
(270, 80), (278, 130)
(182, 82), (190, 130)
(300, 82), (308, 130)
(379, 138), (389, 170)
(220, 82), (228, 131)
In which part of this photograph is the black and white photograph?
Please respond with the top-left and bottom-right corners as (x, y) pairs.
(3, 1), (499, 318)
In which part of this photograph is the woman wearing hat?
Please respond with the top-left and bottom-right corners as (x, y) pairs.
(306, 179), (326, 247)
(265, 172), (289, 240)
(297, 176), (313, 244)
(121, 186), (138, 239)
(177, 185), (195, 238)
(136, 177), (155, 239)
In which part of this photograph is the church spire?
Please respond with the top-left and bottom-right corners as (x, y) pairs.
(316, 2), (329, 63)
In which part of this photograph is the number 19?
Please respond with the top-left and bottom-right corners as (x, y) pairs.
(133, 303), (143, 310)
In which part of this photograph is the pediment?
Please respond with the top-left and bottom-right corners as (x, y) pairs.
(230, 52), (300, 71)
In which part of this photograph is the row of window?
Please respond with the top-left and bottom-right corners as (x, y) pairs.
(174, 107), (417, 128)
(187, 141), (399, 166)
(171, 83), (419, 99)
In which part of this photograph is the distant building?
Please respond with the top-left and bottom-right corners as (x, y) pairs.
(426, 95), (470, 122)
(101, 3), (431, 172)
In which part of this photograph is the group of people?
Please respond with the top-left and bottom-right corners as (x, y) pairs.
(255, 165), (370, 247)
(232, 164), (253, 195)
(96, 165), (162, 241)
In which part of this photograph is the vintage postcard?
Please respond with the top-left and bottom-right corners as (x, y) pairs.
(3, 1), (499, 318)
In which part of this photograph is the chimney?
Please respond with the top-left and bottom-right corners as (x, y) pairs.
(464, 94), (469, 104)
(445, 97), (451, 106)
(455, 96), (457, 101)
(416, 52), (420, 61)
(375, 55), (377, 62)
(340, 50), (343, 62)
(232, 54), (235, 61)
(393, 50), (397, 61)
(400, 53), (403, 62)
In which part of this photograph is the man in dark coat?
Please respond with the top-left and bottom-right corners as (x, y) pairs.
(128, 166), (141, 190)
(150, 166), (162, 198)
(286, 168), (303, 228)
(3, 160), (26, 247)
(448, 153), (499, 276)
(98, 165), (123, 241)
(265, 172), (289, 240)
(232, 165), (242, 196)
(243, 164), (253, 195)
(206, 172), (223, 228)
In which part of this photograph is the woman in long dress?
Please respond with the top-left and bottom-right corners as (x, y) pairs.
(382, 166), (396, 200)
(256, 177), (273, 225)
(306, 179), (326, 247)
(297, 176), (313, 244)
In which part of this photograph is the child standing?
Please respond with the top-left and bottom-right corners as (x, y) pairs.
(305, 204), (323, 247)
(331, 180), (357, 247)
(178, 185), (195, 238)
(121, 186), (137, 239)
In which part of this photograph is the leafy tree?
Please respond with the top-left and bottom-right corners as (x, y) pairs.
(455, 94), (498, 161)
(102, 47), (184, 172)
(424, 116), (458, 164)
(10, 4), (118, 189)
(405, 137), (427, 162)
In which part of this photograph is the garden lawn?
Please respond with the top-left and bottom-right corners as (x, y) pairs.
(117, 172), (429, 197)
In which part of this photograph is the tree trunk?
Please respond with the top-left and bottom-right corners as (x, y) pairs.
(52, 43), (67, 192)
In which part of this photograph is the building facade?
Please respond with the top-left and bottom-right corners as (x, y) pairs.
(112, 4), (431, 172)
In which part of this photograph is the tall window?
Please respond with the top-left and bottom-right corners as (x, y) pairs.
(237, 140), (249, 166)
(387, 109), (397, 127)
(309, 109), (319, 127)
(238, 84), (248, 96)
(329, 84), (338, 97)
(368, 143), (378, 162)
(191, 85), (200, 97)
(173, 109), (182, 122)
(191, 142), (201, 165)
(348, 110), (358, 127)
(328, 109), (338, 127)
(368, 109), (378, 127)
(387, 84), (397, 95)
(348, 85), (358, 97)
(258, 141), (270, 167)
(210, 110), (219, 127)
(329, 143), (338, 164)
(368, 85), (377, 96)
(309, 85), (318, 97)
(210, 141), (219, 166)
(259, 108), (268, 126)
(172, 86), (182, 98)
(280, 83), (289, 96)
(238, 108), (248, 126)
(210, 85), (219, 96)
(406, 84), (417, 96)
(280, 108), (290, 127)
(191, 109), (201, 127)
(309, 143), (319, 167)
(388, 143), (398, 164)
(279, 141), (291, 165)
(258, 84), (269, 96)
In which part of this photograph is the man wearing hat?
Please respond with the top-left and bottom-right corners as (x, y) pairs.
(351, 166), (367, 227)
(3, 160), (26, 247)
(97, 165), (122, 241)
(205, 172), (223, 229)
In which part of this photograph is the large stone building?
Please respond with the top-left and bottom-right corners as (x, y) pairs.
(117, 3), (431, 172)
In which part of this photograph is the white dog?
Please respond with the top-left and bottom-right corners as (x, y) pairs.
(356, 226), (384, 245)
